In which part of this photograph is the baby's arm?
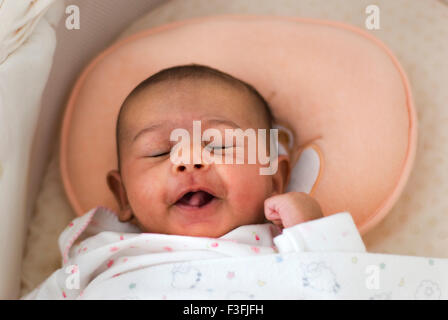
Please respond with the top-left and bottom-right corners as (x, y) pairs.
(264, 192), (366, 253)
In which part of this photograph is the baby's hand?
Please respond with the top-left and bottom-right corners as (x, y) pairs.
(264, 192), (324, 229)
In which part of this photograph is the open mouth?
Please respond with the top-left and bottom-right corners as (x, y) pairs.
(175, 190), (216, 208)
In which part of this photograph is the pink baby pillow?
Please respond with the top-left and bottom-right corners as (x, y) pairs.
(60, 15), (417, 235)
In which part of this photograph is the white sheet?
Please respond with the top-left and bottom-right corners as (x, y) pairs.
(23, 207), (446, 300)
(23, 208), (369, 299)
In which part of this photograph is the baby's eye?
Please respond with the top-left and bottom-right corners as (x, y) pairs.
(205, 145), (233, 151)
(147, 150), (170, 158)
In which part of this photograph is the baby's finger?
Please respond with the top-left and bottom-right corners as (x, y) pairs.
(264, 198), (281, 221)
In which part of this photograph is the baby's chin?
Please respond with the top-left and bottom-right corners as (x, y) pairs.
(137, 219), (236, 238)
(165, 223), (234, 238)
(176, 230), (226, 238)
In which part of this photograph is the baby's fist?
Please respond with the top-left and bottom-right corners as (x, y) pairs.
(264, 192), (323, 229)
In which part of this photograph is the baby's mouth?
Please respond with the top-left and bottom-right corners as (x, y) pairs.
(175, 190), (216, 208)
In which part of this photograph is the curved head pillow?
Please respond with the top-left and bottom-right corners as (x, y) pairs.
(60, 15), (417, 235)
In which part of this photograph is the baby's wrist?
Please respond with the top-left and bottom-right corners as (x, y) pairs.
(281, 210), (323, 229)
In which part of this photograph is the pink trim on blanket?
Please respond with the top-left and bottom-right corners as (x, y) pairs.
(62, 209), (95, 264)
(62, 206), (120, 264)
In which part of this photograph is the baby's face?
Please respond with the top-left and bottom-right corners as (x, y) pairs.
(108, 78), (289, 237)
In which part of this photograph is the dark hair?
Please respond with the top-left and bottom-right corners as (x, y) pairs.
(115, 64), (273, 170)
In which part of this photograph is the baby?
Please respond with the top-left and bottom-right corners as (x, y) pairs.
(24, 64), (365, 300)
(106, 64), (323, 238)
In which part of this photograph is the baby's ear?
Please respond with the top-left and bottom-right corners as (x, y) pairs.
(106, 170), (133, 222)
(271, 154), (290, 195)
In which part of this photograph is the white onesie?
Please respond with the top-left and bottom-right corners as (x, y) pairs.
(23, 206), (365, 300)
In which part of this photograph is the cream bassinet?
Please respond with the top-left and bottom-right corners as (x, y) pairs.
(0, 0), (447, 299)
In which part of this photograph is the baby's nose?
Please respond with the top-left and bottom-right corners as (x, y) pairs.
(173, 162), (209, 174)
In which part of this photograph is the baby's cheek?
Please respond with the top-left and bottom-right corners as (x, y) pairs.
(126, 172), (161, 215)
(221, 164), (271, 213)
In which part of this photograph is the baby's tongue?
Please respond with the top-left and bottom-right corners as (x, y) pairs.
(180, 191), (210, 206)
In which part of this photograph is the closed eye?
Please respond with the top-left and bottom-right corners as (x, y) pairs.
(147, 150), (170, 157)
(204, 145), (235, 156)
(206, 145), (234, 150)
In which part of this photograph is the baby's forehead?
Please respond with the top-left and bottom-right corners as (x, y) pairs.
(123, 78), (265, 125)
(129, 76), (252, 105)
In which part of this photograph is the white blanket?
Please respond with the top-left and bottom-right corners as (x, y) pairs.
(23, 207), (446, 300)
(0, 0), (59, 299)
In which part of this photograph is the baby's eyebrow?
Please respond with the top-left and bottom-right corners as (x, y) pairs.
(132, 122), (165, 142)
(132, 118), (241, 143)
(203, 118), (241, 129)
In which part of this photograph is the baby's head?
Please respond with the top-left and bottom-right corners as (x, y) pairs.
(107, 64), (290, 237)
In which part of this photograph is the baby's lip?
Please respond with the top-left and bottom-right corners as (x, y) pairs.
(172, 186), (219, 206)
(171, 185), (219, 205)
